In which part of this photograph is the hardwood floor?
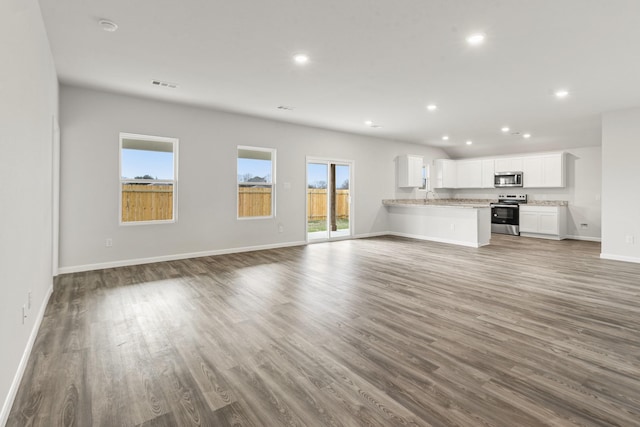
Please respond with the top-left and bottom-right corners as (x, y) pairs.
(7, 235), (640, 426)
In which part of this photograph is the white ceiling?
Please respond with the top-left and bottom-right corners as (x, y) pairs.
(39, 0), (640, 158)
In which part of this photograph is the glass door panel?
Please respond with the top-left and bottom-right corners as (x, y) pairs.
(307, 163), (329, 240)
(330, 164), (350, 238)
(307, 160), (352, 241)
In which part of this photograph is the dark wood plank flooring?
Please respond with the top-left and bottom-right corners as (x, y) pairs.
(7, 235), (640, 426)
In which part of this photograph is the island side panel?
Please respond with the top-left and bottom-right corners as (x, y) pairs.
(386, 205), (490, 248)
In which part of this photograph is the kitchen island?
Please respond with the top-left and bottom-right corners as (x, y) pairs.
(382, 199), (493, 248)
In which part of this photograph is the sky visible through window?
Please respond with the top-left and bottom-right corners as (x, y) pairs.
(121, 151), (349, 186)
(121, 149), (174, 180)
(308, 163), (349, 189)
(238, 158), (272, 182)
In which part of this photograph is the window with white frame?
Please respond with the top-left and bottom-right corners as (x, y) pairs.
(419, 164), (429, 190)
(237, 146), (275, 218)
(119, 133), (178, 224)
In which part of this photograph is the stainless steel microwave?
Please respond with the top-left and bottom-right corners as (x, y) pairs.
(494, 171), (523, 187)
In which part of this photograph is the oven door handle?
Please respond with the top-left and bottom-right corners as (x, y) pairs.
(491, 204), (519, 208)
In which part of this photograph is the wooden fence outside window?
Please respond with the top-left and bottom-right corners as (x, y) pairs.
(121, 184), (174, 222)
(121, 185), (350, 222)
(307, 189), (349, 220)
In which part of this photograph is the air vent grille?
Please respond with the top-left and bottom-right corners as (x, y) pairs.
(151, 80), (179, 89)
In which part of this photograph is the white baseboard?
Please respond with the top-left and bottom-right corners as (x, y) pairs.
(600, 253), (640, 264)
(58, 241), (308, 274)
(566, 235), (602, 242)
(353, 231), (389, 239)
(388, 231), (487, 248)
(1, 284), (53, 426)
(519, 232), (563, 241)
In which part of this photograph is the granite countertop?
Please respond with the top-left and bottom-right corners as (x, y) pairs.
(383, 198), (569, 208)
(525, 200), (569, 207)
(382, 199), (493, 209)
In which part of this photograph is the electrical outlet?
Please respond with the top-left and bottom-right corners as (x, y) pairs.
(450, 224), (455, 231)
(278, 223), (284, 233)
(105, 238), (113, 247)
(626, 235), (635, 244)
(580, 223), (588, 229)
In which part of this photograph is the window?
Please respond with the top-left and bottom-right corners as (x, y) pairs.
(419, 164), (430, 190)
(119, 133), (178, 224)
(237, 146), (275, 218)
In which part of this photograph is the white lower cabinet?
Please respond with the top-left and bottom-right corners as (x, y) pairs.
(519, 205), (567, 239)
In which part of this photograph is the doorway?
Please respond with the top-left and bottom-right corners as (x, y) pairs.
(306, 159), (353, 241)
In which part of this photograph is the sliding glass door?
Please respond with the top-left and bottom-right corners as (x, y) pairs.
(307, 159), (352, 241)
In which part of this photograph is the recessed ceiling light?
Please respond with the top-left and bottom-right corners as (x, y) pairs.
(99, 19), (118, 32)
(466, 140), (473, 145)
(466, 33), (485, 46)
(364, 120), (373, 126)
(523, 133), (531, 139)
(442, 135), (449, 141)
(293, 54), (309, 64)
(555, 89), (569, 98)
(501, 127), (510, 133)
(426, 104), (438, 111)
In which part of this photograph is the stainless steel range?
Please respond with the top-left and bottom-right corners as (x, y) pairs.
(491, 194), (527, 235)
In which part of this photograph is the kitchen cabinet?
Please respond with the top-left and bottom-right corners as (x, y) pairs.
(481, 159), (495, 188)
(432, 151), (565, 190)
(523, 153), (565, 188)
(495, 157), (523, 173)
(432, 159), (457, 189)
(519, 205), (567, 239)
(397, 154), (423, 187)
(456, 160), (482, 188)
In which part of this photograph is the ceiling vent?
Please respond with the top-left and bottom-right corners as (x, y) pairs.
(151, 80), (179, 89)
(277, 105), (294, 111)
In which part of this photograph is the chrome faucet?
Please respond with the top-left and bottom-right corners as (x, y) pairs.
(425, 190), (435, 200)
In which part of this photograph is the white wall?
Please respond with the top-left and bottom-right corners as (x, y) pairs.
(601, 108), (640, 262)
(0, 0), (58, 423)
(449, 147), (602, 241)
(59, 85), (447, 271)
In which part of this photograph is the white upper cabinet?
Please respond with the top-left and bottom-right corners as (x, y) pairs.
(456, 160), (482, 188)
(494, 157), (523, 172)
(523, 153), (565, 188)
(481, 159), (495, 188)
(431, 151), (566, 190)
(432, 159), (457, 189)
(523, 156), (543, 187)
(397, 154), (424, 187)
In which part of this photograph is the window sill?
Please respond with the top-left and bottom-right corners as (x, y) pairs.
(119, 219), (176, 226)
(237, 215), (274, 221)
